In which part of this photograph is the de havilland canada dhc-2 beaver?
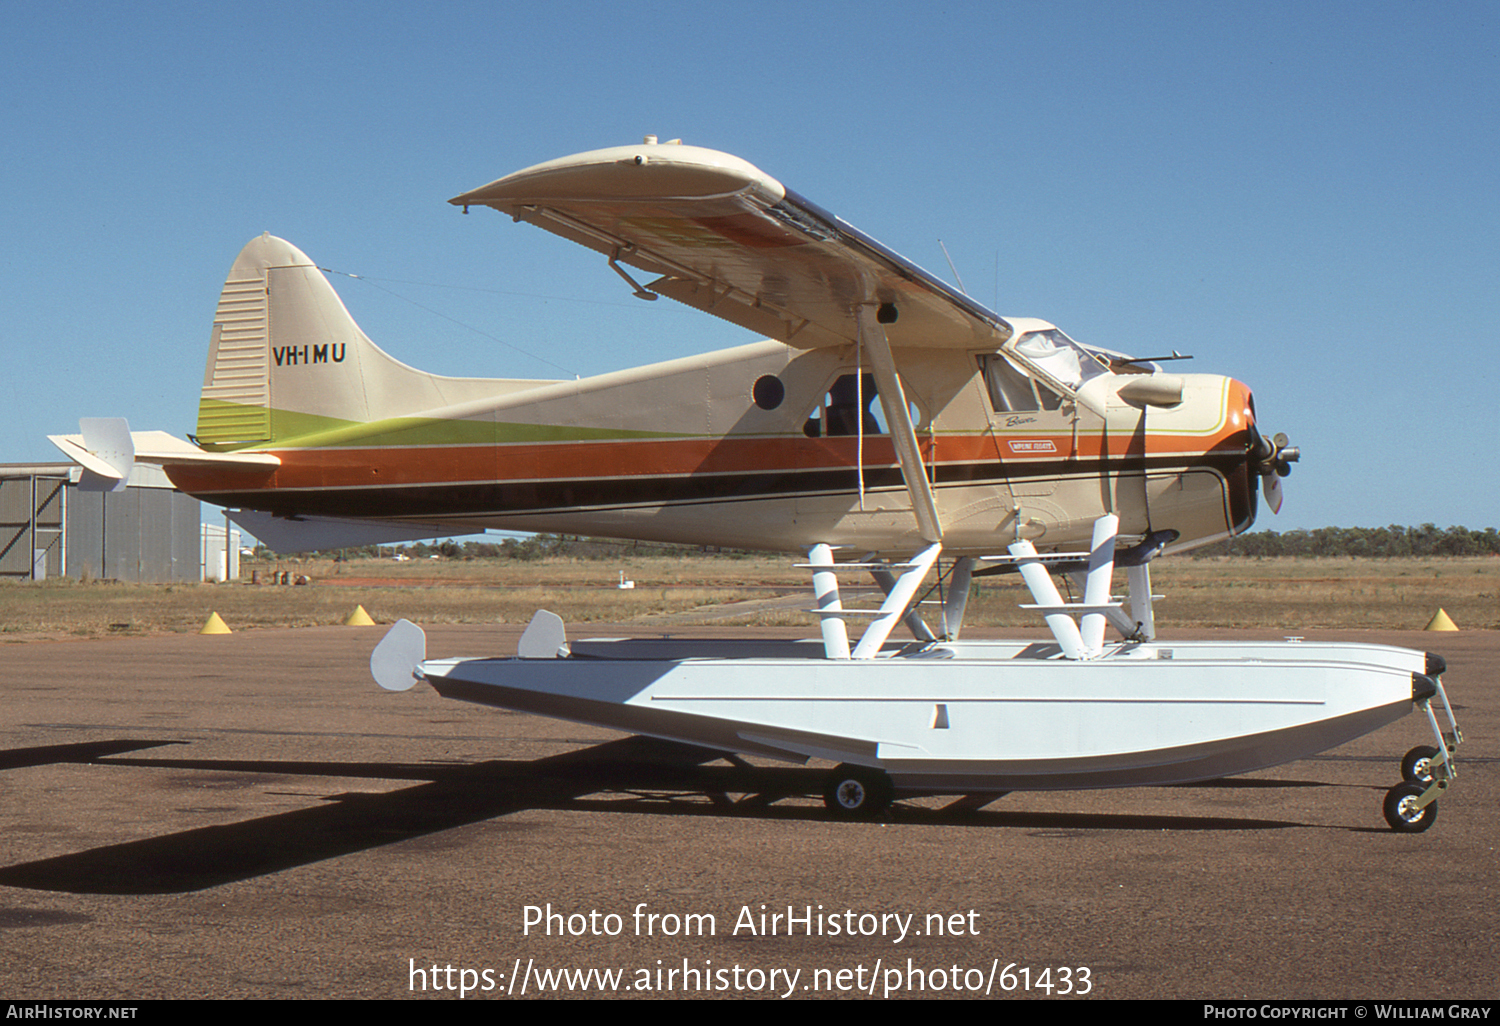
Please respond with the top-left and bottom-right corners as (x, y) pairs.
(51, 138), (1461, 831)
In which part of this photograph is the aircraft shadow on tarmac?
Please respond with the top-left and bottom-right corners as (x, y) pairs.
(0, 736), (1319, 895)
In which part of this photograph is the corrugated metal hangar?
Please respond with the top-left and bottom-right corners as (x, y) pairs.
(1, 462), (202, 582)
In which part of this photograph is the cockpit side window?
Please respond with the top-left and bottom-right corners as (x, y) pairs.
(978, 354), (1063, 413)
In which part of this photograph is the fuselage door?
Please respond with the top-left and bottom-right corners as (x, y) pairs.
(976, 351), (1078, 500)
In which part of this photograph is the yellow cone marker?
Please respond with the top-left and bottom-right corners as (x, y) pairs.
(1424, 608), (1459, 632)
(344, 604), (376, 627)
(200, 612), (232, 635)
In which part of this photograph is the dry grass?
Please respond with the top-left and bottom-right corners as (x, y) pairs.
(1146, 555), (1500, 630)
(0, 580), (784, 642)
(2, 554), (1495, 641)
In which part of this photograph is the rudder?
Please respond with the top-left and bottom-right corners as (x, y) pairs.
(197, 233), (284, 447)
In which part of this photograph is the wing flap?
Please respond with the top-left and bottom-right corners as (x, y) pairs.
(452, 142), (1011, 351)
(644, 275), (849, 348)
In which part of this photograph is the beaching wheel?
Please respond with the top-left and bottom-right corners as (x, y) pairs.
(1383, 782), (1437, 833)
(1400, 745), (1440, 785)
(824, 765), (893, 819)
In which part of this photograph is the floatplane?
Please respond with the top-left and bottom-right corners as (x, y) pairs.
(51, 138), (1460, 830)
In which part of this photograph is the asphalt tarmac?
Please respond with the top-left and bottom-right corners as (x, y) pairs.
(1, 623), (1494, 1000)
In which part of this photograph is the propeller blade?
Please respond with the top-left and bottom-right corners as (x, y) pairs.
(1248, 423), (1295, 515)
(1263, 472), (1284, 515)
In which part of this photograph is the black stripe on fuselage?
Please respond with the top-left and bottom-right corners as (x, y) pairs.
(193, 451), (1254, 522)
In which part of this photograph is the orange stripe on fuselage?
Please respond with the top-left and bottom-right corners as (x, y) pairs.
(167, 412), (1249, 496)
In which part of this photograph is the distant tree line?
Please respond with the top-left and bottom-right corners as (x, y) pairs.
(1194, 524), (1500, 559)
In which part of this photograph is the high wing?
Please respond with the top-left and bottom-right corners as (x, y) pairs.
(449, 140), (1012, 353)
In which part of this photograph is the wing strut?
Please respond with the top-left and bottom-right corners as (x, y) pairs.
(856, 304), (942, 545)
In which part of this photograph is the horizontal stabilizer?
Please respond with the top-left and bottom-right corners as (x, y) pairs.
(228, 509), (459, 553)
(49, 419), (280, 492)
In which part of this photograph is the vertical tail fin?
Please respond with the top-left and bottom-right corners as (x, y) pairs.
(197, 234), (549, 450)
(199, 233), (386, 448)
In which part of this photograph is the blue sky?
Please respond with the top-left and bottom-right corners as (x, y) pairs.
(3, 1), (1495, 534)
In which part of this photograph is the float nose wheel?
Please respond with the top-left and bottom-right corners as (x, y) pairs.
(1400, 745), (1440, 785)
(823, 765), (894, 819)
(1382, 680), (1461, 833)
(1383, 782), (1438, 833)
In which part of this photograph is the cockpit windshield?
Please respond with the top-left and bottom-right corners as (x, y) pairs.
(1008, 329), (1111, 392)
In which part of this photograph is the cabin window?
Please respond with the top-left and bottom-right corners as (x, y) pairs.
(752, 374), (785, 410)
(978, 354), (1063, 413)
(803, 373), (885, 438)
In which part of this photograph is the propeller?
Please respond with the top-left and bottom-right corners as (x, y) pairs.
(1250, 426), (1300, 515)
